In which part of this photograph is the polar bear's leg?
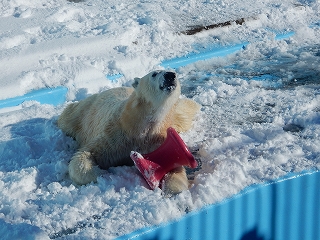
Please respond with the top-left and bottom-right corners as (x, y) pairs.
(161, 167), (189, 195)
(172, 99), (200, 133)
(69, 151), (104, 185)
(57, 102), (82, 138)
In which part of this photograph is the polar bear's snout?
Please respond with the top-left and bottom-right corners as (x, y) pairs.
(164, 72), (176, 81)
(160, 72), (177, 92)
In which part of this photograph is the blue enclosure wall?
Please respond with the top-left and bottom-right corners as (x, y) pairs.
(119, 171), (320, 240)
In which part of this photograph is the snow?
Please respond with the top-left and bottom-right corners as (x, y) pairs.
(0, 0), (320, 239)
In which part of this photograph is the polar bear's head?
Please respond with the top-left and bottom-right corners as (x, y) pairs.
(132, 70), (181, 109)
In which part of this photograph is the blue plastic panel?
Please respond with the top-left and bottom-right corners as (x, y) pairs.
(118, 171), (320, 240)
(0, 86), (68, 109)
(275, 31), (295, 40)
(161, 43), (248, 69)
(106, 73), (123, 81)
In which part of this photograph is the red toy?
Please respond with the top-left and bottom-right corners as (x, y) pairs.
(130, 127), (198, 189)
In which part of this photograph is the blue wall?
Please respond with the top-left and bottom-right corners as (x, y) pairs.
(119, 171), (320, 240)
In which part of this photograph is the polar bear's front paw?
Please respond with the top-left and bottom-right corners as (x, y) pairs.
(69, 151), (103, 185)
(161, 167), (189, 196)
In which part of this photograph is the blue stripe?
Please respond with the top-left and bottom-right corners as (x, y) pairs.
(0, 86), (68, 109)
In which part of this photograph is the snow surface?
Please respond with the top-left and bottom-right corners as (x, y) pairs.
(0, 0), (320, 239)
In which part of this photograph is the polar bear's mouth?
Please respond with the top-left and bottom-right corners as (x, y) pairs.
(160, 72), (177, 92)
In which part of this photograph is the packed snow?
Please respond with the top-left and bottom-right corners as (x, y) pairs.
(0, 0), (320, 239)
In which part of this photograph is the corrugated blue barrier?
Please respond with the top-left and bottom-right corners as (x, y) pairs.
(118, 170), (320, 240)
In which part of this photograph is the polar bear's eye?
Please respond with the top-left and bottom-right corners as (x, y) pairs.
(152, 72), (158, 78)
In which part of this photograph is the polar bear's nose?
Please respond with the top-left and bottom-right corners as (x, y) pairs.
(163, 72), (176, 82)
(160, 72), (177, 92)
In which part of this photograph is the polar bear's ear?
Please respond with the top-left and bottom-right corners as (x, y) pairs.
(132, 77), (140, 88)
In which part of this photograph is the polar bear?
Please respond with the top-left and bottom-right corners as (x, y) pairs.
(58, 70), (200, 195)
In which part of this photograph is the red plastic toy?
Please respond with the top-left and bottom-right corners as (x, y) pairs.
(130, 127), (198, 189)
